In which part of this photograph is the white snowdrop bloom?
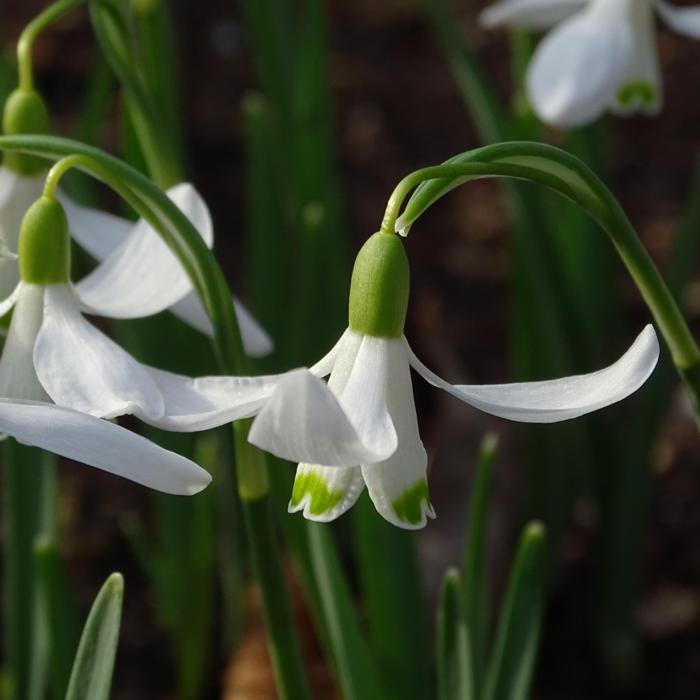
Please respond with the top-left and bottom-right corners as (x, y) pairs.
(208, 232), (659, 529)
(480, 0), (700, 127)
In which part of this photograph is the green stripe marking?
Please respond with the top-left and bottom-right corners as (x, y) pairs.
(392, 478), (432, 525)
(290, 470), (343, 516)
(617, 81), (656, 107)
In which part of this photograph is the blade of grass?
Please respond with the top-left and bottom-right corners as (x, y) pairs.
(65, 573), (124, 700)
(437, 568), (474, 700)
(483, 522), (547, 700)
(307, 523), (386, 700)
(34, 536), (80, 700)
(353, 495), (429, 700)
(461, 434), (497, 697)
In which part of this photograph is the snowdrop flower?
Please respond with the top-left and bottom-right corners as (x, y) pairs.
(203, 232), (660, 529)
(0, 194), (277, 482)
(479, 0), (700, 127)
(0, 88), (271, 355)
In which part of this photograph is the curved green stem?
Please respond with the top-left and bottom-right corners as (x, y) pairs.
(17, 0), (88, 91)
(383, 141), (700, 423)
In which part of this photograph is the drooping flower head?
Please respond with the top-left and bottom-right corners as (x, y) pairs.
(480, 0), (700, 127)
(196, 230), (660, 529)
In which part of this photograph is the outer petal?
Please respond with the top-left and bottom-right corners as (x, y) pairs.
(288, 463), (365, 522)
(525, 0), (635, 127)
(361, 341), (435, 529)
(611, 3), (662, 115)
(0, 282), (22, 318)
(0, 399), (211, 495)
(0, 283), (49, 402)
(409, 325), (659, 423)
(248, 366), (397, 466)
(479, 0), (586, 30)
(0, 168), (44, 298)
(169, 290), (274, 357)
(74, 183), (212, 319)
(59, 193), (133, 261)
(142, 366), (279, 431)
(34, 284), (165, 421)
(656, 1), (700, 39)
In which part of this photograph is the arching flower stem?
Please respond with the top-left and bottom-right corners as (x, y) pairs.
(381, 142), (700, 426)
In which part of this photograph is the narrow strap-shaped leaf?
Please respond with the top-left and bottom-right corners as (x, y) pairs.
(65, 573), (124, 700)
(34, 536), (80, 700)
(354, 495), (430, 700)
(461, 434), (497, 697)
(483, 522), (547, 700)
(308, 523), (386, 700)
(437, 568), (474, 700)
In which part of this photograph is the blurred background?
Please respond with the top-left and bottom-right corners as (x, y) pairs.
(3, 1), (700, 698)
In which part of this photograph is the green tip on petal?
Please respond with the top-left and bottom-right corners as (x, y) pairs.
(617, 81), (656, 108)
(391, 478), (433, 526)
(348, 231), (410, 338)
(18, 196), (71, 284)
(2, 89), (50, 176)
(290, 469), (344, 516)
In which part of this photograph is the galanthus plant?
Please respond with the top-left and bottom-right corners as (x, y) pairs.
(204, 231), (660, 529)
(1, 88), (271, 355)
(479, 0), (700, 127)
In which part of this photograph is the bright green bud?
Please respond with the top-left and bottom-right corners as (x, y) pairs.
(2, 89), (50, 176)
(18, 196), (70, 285)
(348, 232), (409, 338)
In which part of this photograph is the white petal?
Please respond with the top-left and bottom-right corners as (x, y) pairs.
(288, 463), (365, 522)
(59, 193), (133, 261)
(0, 399), (211, 495)
(74, 183), (212, 319)
(0, 168), (44, 298)
(656, 1), (700, 39)
(361, 341), (435, 529)
(169, 290), (274, 357)
(611, 3), (662, 115)
(248, 362), (397, 467)
(479, 0), (586, 30)
(525, 0), (635, 127)
(308, 328), (351, 377)
(0, 282), (22, 318)
(34, 284), (165, 420)
(141, 366), (279, 431)
(0, 283), (49, 402)
(409, 325), (659, 423)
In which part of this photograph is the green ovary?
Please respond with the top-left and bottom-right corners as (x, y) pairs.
(617, 81), (656, 107)
(291, 470), (343, 516)
(392, 479), (431, 525)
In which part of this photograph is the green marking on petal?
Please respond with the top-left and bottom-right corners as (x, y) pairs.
(617, 81), (656, 107)
(290, 469), (343, 516)
(392, 478), (432, 525)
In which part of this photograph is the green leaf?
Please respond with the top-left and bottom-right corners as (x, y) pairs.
(461, 434), (497, 697)
(437, 568), (474, 700)
(354, 496), (429, 700)
(308, 523), (386, 700)
(34, 536), (80, 700)
(483, 522), (547, 700)
(65, 573), (124, 700)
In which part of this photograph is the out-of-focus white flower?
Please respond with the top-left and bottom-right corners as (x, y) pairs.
(480, 0), (700, 127)
(0, 167), (272, 355)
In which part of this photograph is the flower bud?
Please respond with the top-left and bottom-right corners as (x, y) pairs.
(18, 196), (70, 284)
(348, 232), (409, 338)
(2, 89), (50, 176)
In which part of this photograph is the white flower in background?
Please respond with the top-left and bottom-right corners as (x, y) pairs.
(2, 88), (270, 354)
(198, 232), (660, 529)
(2, 196), (279, 439)
(479, 0), (700, 127)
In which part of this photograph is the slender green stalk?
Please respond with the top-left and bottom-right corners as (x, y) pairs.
(381, 142), (700, 416)
(17, 0), (87, 91)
